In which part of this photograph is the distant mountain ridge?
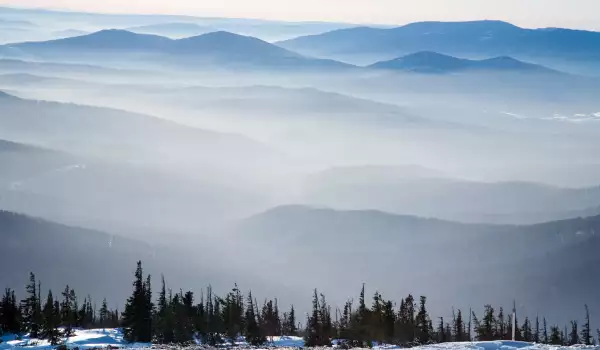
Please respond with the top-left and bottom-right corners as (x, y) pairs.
(370, 51), (558, 74)
(0, 29), (354, 70)
(278, 20), (600, 64)
(230, 204), (600, 323)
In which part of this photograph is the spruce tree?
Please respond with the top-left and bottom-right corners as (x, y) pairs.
(304, 289), (323, 347)
(60, 285), (76, 338)
(383, 300), (395, 343)
(155, 276), (174, 343)
(453, 309), (464, 341)
(415, 296), (431, 344)
(287, 305), (297, 336)
(21, 273), (42, 338)
(543, 318), (548, 344)
(496, 307), (505, 339)
(582, 304), (592, 345)
(522, 317), (532, 342)
(319, 293), (332, 346)
(569, 320), (580, 345)
(534, 315), (540, 343)
(549, 326), (562, 345)
(437, 317), (446, 342)
(99, 298), (109, 331)
(0, 288), (21, 335)
(41, 290), (61, 345)
(244, 291), (265, 346)
(122, 261), (153, 343)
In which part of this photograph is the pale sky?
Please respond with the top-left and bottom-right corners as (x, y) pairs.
(1, 0), (599, 30)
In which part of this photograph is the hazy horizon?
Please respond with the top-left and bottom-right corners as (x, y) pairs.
(1, 0), (599, 30)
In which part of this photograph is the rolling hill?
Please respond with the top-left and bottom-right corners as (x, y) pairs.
(0, 30), (355, 71)
(0, 138), (277, 236)
(0, 210), (279, 308)
(301, 165), (600, 224)
(0, 90), (278, 168)
(229, 205), (600, 324)
(370, 51), (558, 74)
(278, 20), (600, 68)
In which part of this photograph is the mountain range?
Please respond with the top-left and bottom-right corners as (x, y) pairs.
(301, 165), (600, 224)
(278, 20), (600, 72)
(370, 51), (558, 74)
(1, 28), (569, 75)
(0, 29), (353, 71)
(228, 204), (600, 323)
(2, 202), (600, 323)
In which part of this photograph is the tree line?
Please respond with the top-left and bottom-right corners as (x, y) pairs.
(0, 261), (596, 348)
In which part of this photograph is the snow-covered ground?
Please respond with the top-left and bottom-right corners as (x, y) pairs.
(408, 341), (599, 350)
(2, 330), (599, 350)
(0, 328), (149, 349)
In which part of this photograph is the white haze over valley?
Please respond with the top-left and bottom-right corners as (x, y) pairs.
(2, 4), (600, 331)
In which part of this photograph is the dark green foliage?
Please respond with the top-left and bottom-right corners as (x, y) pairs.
(0, 288), (21, 335)
(2, 262), (596, 348)
(21, 273), (42, 338)
(534, 316), (540, 343)
(122, 261), (154, 342)
(245, 291), (265, 346)
(282, 304), (297, 336)
(99, 298), (109, 330)
(474, 305), (496, 341)
(550, 325), (562, 345)
(522, 317), (533, 342)
(437, 317), (446, 342)
(569, 320), (580, 345)
(221, 284), (244, 343)
(304, 289), (331, 347)
(415, 296), (431, 343)
(581, 305), (592, 345)
(453, 309), (465, 341)
(41, 290), (61, 345)
(60, 285), (77, 338)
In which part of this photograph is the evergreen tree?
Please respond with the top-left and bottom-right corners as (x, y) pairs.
(549, 326), (562, 345)
(122, 261), (154, 342)
(356, 284), (370, 346)
(21, 273), (42, 338)
(437, 317), (446, 343)
(453, 309), (465, 341)
(99, 299), (109, 331)
(444, 323), (452, 343)
(582, 304), (592, 345)
(0, 288), (21, 335)
(474, 305), (496, 341)
(41, 290), (61, 345)
(319, 293), (332, 345)
(287, 305), (297, 336)
(60, 285), (76, 338)
(569, 320), (580, 345)
(305, 289), (330, 347)
(415, 296), (431, 344)
(534, 315), (540, 343)
(383, 300), (395, 343)
(543, 318), (548, 344)
(155, 276), (173, 343)
(496, 307), (505, 339)
(522, 317), (532, 342)
(244, 291), (265, 346)
(222, 286), (243, 344)
(467, 307), (472, 341)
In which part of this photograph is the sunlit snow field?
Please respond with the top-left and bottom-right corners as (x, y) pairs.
(2, 329), (600, 350)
